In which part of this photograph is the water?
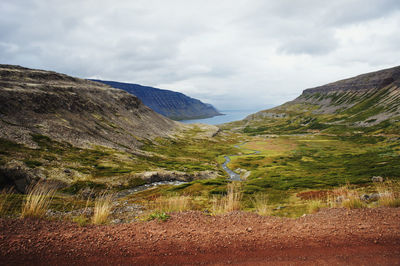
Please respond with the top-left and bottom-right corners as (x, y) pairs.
(222, 142), (261, 181)
(180, 109), (260, 125)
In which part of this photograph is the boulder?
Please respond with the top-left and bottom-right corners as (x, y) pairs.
(0, 160), (44, 193)
(371, 176), (384, 182)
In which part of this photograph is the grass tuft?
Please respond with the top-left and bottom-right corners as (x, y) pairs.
(211, 182), (242, 215)
(251, 193), (272, 216)
(146, 211), (170, 221)
(21, 182), (56, 218)
(376, 181), (400, 207)
(308, 200), (324, 213)
(92, 193), (114, 225)
(327, 185), (365, 209)
(152, 195), (191, 213)
(378, 192), (400, 207)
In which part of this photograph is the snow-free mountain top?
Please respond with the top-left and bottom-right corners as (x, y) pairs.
(92, 80), (221, 121)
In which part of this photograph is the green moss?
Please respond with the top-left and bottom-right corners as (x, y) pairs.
(0, 138), (23, 152)
(167, 183), (192, 191)
(246, 178), (273, 188)
(242, 185), (263, 194)
(127, 177), (146, 188)
(23, 160), (43, 168)
(209, 187), (227, 195)
(61, 181), (107, 194)
(199, 179), (228, 186)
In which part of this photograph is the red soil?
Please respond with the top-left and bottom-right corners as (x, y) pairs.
(1, 208), (400, 265)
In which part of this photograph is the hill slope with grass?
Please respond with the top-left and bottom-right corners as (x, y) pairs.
(91, 80), (221, 120)
(0, 64), (184, 192)
(0, 65), (177, 151)
(225, 66), (400, 134)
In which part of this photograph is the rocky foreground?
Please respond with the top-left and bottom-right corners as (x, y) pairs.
(0, 208), (399, 265)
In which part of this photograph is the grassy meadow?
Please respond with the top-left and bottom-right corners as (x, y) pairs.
(0, 123), (399, 222)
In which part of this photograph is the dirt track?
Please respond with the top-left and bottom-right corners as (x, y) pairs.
(1, 208), (400, 265)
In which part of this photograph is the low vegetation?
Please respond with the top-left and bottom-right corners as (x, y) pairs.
(92, 193), (114, 225)
(376, 181), (400, 207)
(146, 211), (170, 221)
(21, 182), (56, 218)
(0, 188), (13, 216)
(152, 195), (191, 213)
(251, 193), (272, 216)
(307, 200), (324, 213)
(211, 182), (242, 215)
(0, 120), (399, 223)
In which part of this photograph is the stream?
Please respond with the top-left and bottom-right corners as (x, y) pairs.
(222, 143), (260, 181)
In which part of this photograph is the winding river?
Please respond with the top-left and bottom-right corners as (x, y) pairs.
(222, 142), (260, 181)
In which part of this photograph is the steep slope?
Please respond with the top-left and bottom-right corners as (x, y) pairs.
(92, 80), (221, 120)
(226, 66), (400, 134)
(0, 65), (178, 151)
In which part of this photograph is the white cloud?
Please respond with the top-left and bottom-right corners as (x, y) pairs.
(1, 0), (399, 110)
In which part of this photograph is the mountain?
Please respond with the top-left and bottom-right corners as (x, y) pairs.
(0, 65), (178, 152)
(91, 80), (222, 120)
(224, 66), (400, 134)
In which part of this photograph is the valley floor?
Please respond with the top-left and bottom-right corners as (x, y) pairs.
(1, 207), (399, 265)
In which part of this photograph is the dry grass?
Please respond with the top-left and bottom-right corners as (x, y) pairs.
(21, 182), (56, 218)
(308, 200), (324, 213)
(211, 182), (242, 215)
(153, 195), (191, 213)
(341, 195), (366, 209)
(92, 193), (114, 225)
(251, 193), (272, 216)
(378, 192), (400, 207)
(376, 181), (400, 207)
(327, 185), (365, 209)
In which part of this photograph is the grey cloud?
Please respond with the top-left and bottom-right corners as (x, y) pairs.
(277, 30), (338, 55)
(0, 0), (399, 110)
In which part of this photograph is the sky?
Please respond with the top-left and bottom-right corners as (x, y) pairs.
(1, 0), (399, 110)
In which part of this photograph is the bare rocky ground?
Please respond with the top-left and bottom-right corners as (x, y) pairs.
(0, 207), (399, 265)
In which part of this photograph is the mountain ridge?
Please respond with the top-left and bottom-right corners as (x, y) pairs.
(224, 65), (400, 134)
(303, 65), (400, 94)
(91, 80), (222, 120)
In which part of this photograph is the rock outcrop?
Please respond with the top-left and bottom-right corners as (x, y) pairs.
(91, 80), (221, 120)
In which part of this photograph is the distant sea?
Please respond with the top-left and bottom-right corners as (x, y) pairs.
(180, 109), (262, 125)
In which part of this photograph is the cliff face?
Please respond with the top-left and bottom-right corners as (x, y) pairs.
(92, 80), (221, 120)
(226, 66), (400, 134)
(302, 66), (400, 94)
(0, 65), (178, 151)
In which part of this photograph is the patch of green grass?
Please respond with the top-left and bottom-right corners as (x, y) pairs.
(0, 138), (23, 152)
(61, 181), (107, 194)
(167, 183), (192, 192)
(209, 186), (228, 195)
(146, 211), (170, 221)
(72, 215), (89, 226)
(126, 177), (146, 188)
(23, 160), (43, 168)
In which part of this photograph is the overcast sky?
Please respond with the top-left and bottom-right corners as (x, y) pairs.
(1, 0), (399, 110)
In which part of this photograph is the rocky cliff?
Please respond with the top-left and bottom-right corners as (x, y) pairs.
(92, 80), (221, 120)
(0, 65), (178, 152)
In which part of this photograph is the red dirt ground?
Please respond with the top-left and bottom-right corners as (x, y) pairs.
(1, 208), (400, 265)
